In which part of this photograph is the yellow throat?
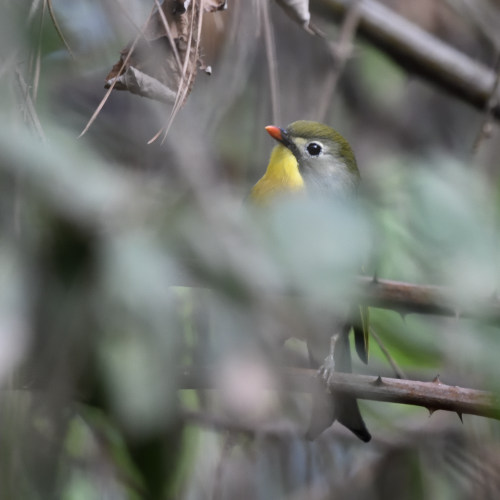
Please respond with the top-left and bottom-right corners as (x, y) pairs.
(250, 144), (304, 204)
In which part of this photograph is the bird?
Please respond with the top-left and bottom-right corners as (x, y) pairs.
(250, 120), (371, 442)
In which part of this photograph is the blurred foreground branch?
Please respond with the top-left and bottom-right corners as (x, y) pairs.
(181, 368), (500, 421)
(311, 0), (500, 118)
(357, 276), (500, 322)
(175, 268), (500, 322)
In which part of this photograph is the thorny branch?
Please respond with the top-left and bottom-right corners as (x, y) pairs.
(172, 269), (500, 323)
(357, 276), (500, 322)
(180, 367), (500, 424)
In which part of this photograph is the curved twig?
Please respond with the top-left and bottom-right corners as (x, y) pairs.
(312, 0), (500, 118)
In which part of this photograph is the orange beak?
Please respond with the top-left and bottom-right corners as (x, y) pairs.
(265, 125), (283, 142)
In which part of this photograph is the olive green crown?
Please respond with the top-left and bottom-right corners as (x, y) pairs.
(287, 120), (357, 173)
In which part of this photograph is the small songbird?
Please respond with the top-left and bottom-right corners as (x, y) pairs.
(250, 120), (371, 442)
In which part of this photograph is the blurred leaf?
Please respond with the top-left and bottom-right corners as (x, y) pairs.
(98, 230), (182, 436)
(0, 241), (29, 384)
(371, 156), (497, 299)
(370, 309), (443, 370)
(254, 197), (372, 304)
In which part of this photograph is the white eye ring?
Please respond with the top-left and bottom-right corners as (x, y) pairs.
(306, 141), (323, 156)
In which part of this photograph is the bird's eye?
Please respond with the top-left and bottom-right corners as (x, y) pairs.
(306, 142), (322, 156)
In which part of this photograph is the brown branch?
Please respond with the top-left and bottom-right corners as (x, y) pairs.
(311, 0), (500, 119)
(171, 264), (500, 322)
(326, 372), (499, 419)
(357, 276), (500, 322)
(180, 368), (500, 421)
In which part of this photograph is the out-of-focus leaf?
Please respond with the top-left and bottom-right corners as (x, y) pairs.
(0, 242), (29, 384)
(98, 229), (182, 436)
(369, 309), (443, 370)
(0, 124), (165, 229)
(370, 156), (497, 304)
(62, 409), (144, 498)
(255, 197), (372, 304)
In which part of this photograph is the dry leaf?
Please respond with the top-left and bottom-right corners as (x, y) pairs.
(204, 0), (228, 12)
(106, 66), (177, 103)
(174, 0), (226, 13)
(105, 0), (210, 105)
(274, 0), (322, 35)
(274, 0), (311, 30)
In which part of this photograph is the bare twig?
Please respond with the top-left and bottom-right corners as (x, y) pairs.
(473, 52), (500, 153)
(261, 0), (281, 125)
(80, 5), (157, 137)
(180, 368), (500, 420)
(311, 0), (500, 119)
(47, 0), (75, 60)
(149, 0), (204, 144)
(154, 0), (183, 73)
(15, 69), (45, 141)
(30, 0), (46, 103)
(357, 276), (500, 322)
(326, 372), (499, 419)
(316, 0), (361, 122)
(168, 267), (500, 322)
(369, 326), (406, 379)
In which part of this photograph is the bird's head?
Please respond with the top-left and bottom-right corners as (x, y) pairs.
(266, 120), (360, 197)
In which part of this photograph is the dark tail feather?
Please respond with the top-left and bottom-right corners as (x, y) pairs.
(306, 328), (371, 441)
(336, 393), (371, 442)
(352, 305), (369, 364)
(335, 330), (371, 441)
(306, 392), (371, 442)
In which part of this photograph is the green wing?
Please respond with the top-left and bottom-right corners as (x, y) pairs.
(352, 305), (369, 364)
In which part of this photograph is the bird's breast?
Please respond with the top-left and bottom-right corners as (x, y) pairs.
(250, 145), (304, 204)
